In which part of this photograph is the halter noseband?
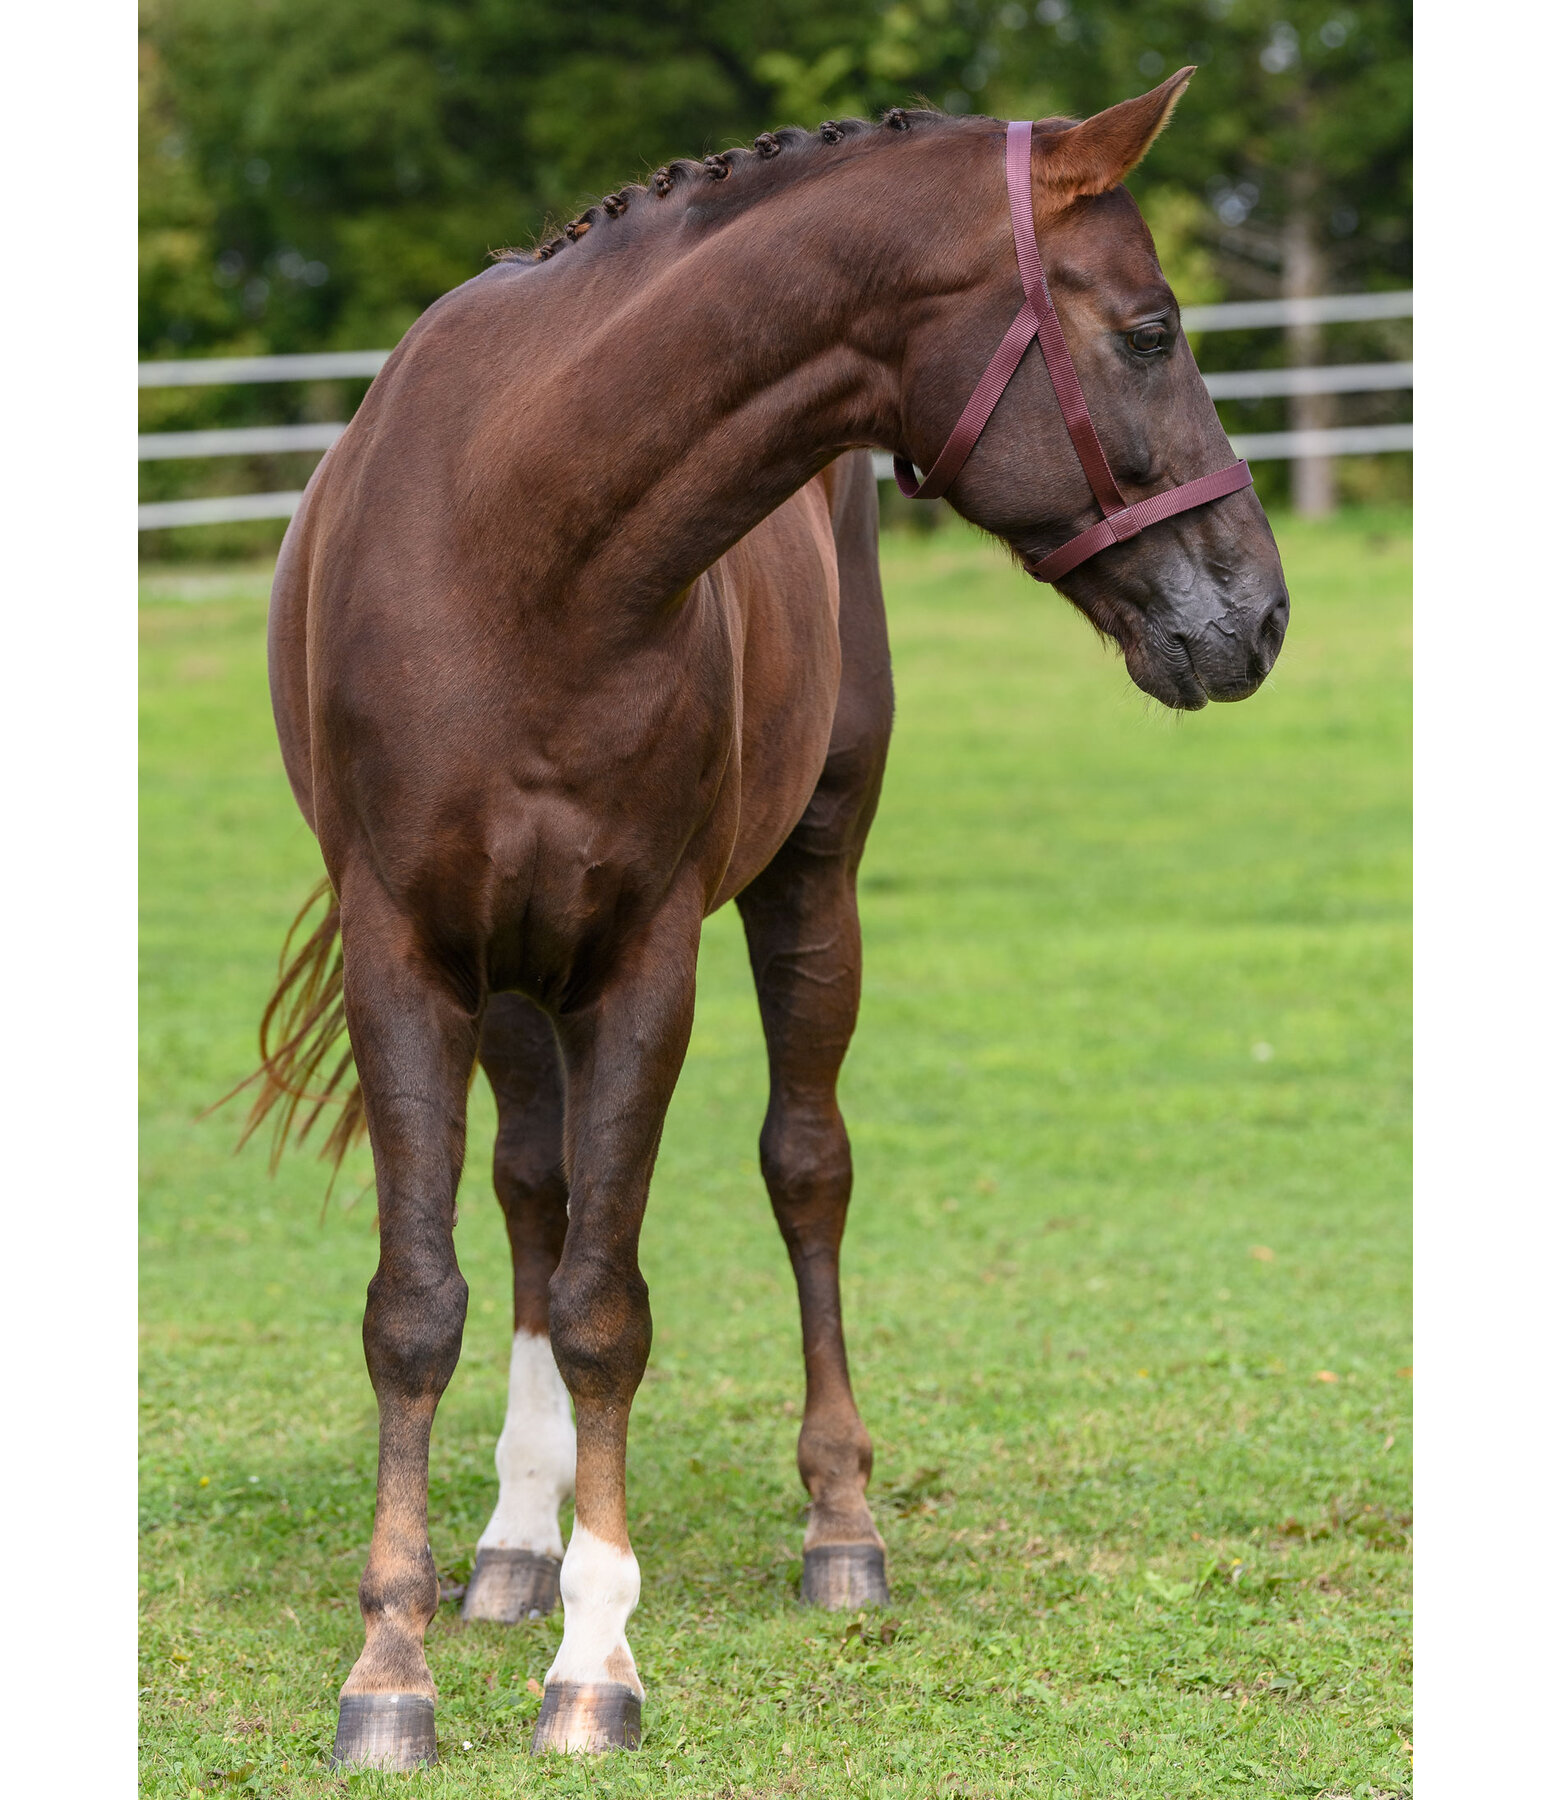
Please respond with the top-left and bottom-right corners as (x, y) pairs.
(894, 120), (1253, 583)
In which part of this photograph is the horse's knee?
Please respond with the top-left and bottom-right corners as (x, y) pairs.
(362, 1266), (468, 1401)
(548, 1253), (651, 1404)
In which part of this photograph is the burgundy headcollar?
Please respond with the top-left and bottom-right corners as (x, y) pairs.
(895, 119), (1254, 583)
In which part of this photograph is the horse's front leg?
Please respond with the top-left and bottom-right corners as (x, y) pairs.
(462, 993), (574, 1625)
(531, 893), (701, 1754)
(330, 882), (479, 1772)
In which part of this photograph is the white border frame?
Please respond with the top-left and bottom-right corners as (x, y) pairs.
(1414, 1), (1544, 1792)
(1, 1), (139, 1781)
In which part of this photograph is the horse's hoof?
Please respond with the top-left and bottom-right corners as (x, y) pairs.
(802, 1542), (889, 1609)
(462, 1547), (562, 1622)
(530, 1680), (643, 1753)
(331, 1693), (437, 1770)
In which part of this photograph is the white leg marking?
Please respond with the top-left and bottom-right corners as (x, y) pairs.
(477, 1331), (575, 1559)
(546, 1523), (643, 1696)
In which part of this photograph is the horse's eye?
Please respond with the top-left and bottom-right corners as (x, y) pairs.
(1126, 325), (1170, 356)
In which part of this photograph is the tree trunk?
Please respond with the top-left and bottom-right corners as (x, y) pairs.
(1284, 192), (1334, 518)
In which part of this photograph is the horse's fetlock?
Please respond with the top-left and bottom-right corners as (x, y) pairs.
(797, 1416), (874, 1492)
(359, 1548), (439, 1628)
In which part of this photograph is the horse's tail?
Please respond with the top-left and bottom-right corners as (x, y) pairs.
(235, 878), (366, 1175)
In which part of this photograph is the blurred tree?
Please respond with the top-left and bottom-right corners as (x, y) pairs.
(139, 0), (957, 360)
(140, 25), (249, 361)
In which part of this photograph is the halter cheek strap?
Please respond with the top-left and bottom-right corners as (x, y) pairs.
(894, 119), (1253, 583)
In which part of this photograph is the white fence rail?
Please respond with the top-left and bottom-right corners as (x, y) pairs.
(139, 290), (1411, 529)
(1178, 290), (1413, 331)
(140, 490), (311, 530)
(1202, 361), (1412, 400)
(138, 350), (391, 388)
(139, 422), (349, 461)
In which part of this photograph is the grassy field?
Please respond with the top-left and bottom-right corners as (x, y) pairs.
(140, 508), (1411, 1798)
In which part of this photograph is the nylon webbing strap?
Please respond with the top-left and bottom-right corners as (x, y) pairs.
(1030, 457), (1253, 582)
(895, 119), (1254, 581)
(1002, 121), (1127, 516)
(891, 296), (1041, 499)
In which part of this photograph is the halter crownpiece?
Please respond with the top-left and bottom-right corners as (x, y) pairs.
(895, 119), (1254, 583)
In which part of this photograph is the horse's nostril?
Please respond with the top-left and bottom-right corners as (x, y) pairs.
(1256, 590), (1290, 667)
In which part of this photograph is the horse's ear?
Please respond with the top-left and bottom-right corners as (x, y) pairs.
(1035, 67), (1194, 202)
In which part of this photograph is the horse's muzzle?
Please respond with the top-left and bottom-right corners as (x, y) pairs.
(1130, 583), (1290, 710)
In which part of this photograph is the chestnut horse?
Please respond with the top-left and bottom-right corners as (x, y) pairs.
(252, 71), (1288, 1767)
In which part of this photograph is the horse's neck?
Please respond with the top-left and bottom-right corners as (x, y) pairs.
(484, 137), (1000, 604)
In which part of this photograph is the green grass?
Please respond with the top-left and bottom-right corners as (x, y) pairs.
(140, 508), (1412, 1798)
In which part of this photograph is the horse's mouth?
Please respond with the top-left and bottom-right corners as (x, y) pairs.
(1116, 630), (1209, 711)
(1023, 558), (1280, 711)
(1128, 628), (1276, 710)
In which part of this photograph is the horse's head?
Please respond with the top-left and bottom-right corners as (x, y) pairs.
(906, 75), (1288, 711)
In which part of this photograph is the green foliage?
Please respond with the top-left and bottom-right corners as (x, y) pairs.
(140, 1), (1410, 362)
(140, 510), (1412, 1795)
(139, 0), (938, 360)
(984, 2), (1412, 290)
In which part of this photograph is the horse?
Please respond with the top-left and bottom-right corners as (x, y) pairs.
(249, 69), (1289, 1767)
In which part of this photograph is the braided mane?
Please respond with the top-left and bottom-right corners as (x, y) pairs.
(492, 106), (958, 266)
